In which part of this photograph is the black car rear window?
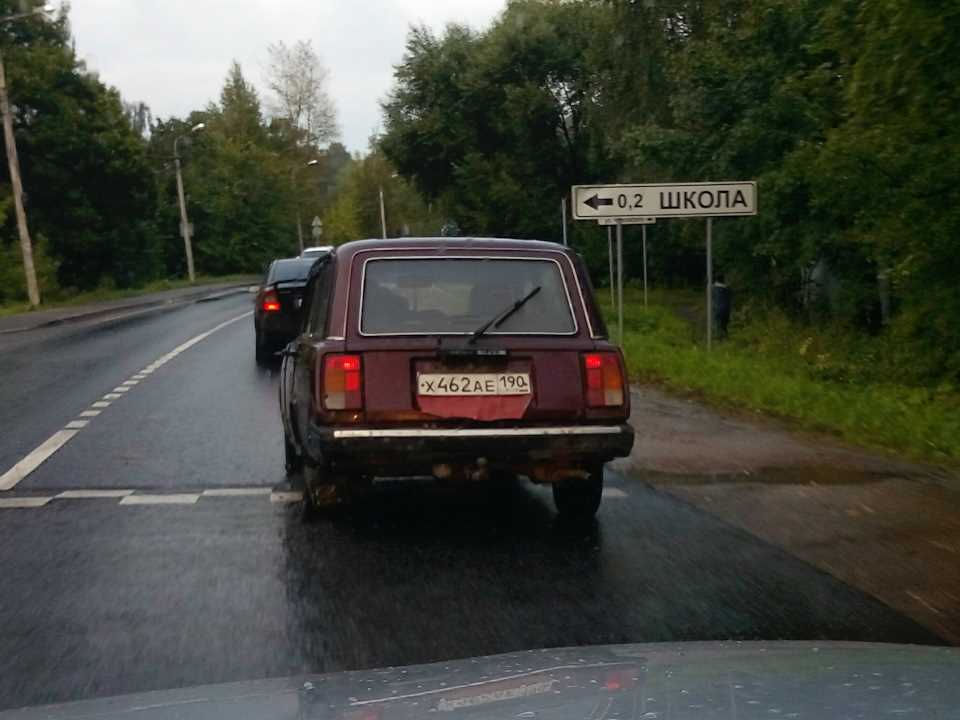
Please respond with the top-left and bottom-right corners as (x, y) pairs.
(270, 259), (314, 283)
(361, 257), (576, 335)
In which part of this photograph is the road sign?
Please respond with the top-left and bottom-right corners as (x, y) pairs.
(572, 182), (757, 220)
(311, 216), (323, 240)
(596, 217), (656, 225)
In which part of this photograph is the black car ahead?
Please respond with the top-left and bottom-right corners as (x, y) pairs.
(254, 257), (317, 364)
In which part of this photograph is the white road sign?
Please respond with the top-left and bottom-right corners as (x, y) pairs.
(596, 217), (656, 226)
(572, 182), (757, 219)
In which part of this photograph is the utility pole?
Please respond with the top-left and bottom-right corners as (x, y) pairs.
(0, 5), (56, 307)
(0, 49), (38, 306)
(174, 123), (204, 283)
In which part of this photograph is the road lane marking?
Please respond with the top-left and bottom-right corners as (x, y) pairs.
(122, 380), (139, 386)
(65, 420), (89, 430)
(602, 488), (628, 499)
(0, 430), (79, 491)
(56, 489), (134, 499)
(0, 311), (252, 492)
(132, 374), (147, 380)
(79, 410), (101, 418)
(271, 491), (303, 503)
(112, 387), (131, 393)
(203, 488), (273, 496)
(0, 497), (52, 508)
(120, 493), (200, 505)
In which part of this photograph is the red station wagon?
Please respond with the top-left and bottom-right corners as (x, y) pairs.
(279, 238), (634, 520)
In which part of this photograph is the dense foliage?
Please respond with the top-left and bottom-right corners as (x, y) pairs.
(380, 0), (960, 381)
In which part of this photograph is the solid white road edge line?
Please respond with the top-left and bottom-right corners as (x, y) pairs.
(202, 488), (273, 496)
(120, 494), (200, 505)
(0, 311), (252, 492)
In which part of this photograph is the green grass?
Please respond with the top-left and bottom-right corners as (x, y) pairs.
(604, 288), (960, 465)
(0, 274), (255, 319)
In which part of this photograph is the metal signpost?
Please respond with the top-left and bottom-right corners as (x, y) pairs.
(607, 226), (614, 309)
(573, 181), (757, 348)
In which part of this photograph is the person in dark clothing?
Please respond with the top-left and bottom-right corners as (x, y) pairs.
(712, 273), (732, 339)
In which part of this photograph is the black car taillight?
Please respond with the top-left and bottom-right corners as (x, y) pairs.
(262, 290), (281, 312)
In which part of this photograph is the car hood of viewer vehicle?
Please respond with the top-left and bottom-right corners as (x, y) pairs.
(2, 642), (958, 720)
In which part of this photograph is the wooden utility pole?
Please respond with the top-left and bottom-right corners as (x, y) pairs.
(0, 48), (40, 307)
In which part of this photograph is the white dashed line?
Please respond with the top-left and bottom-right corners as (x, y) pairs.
(202, 488), (273, 496)
(0, 497), (52, 508)
(120, 494), (200, 506)
(271, 491), (304, 504)
(122, 380), (139, 386)
(79, 410), (101, 418)
(0, 311), (252, 492)
(65, 420), (89, 430)
(56, 489), (134, 499)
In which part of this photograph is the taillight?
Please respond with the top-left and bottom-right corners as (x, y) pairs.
(323, 354), (363, 410)
(583, 352), (624, 407)
(262, 290), (280, 312)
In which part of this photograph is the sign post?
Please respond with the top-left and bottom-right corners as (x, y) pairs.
(561, 197), (568, 246)
(616, 220), (624, 344)
(642, 224), (648, 309)
(706, 218), (713, 349)
(607, 226), (614, 310)
(572, 181), (756, 350)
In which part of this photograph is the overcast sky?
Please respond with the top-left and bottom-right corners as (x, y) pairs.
(68, 0), (505, 152)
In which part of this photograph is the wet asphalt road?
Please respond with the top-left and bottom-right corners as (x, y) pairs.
(0, 294), (943, 711)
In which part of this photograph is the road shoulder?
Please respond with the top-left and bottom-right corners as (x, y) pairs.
(617, 386), (960, 643)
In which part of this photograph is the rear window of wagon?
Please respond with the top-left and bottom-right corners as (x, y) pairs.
(360, 257), (577, 336)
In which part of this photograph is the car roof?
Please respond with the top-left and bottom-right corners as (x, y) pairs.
(331, 237), (573, 262)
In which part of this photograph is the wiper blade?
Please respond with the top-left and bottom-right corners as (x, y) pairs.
(469, 286), (541, 344)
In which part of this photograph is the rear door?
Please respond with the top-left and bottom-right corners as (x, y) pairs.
(345, 251), (596, 425)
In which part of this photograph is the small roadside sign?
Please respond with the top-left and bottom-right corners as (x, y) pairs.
(311, 216), (323, 240)
(596, 217), (656, 225)
(572, 181), (757, 220)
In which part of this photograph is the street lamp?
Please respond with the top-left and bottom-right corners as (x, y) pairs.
(0, 2), (57, 307)
(173, 122), (205, 283)
(292, 158), (320, 254)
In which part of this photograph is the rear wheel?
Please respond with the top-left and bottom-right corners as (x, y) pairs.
(552, 464), (604, 522)
(255, 329), (272, 365)
(284, 433), (303, 476)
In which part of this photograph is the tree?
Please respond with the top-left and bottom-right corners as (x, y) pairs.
(265, 40), (338, 147)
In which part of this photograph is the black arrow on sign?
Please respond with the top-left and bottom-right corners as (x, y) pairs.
(583, 194), (614, 211)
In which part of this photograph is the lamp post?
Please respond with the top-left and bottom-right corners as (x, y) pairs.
(292, 158), (319, 254)
(0, 3), (56, 307)
(173, 122), (204, 282)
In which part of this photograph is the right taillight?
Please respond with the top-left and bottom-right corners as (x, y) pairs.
(262, 290), (281, 312)
(323, 354), (363, 410)
(583, 352), (624, 407)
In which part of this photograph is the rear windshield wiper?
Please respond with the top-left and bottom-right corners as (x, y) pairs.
(469, 286), (541, 344)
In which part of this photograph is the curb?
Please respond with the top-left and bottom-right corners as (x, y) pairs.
(0, 284), (253, 336)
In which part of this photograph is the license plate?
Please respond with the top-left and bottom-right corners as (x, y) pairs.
(417, 373), (531, 396)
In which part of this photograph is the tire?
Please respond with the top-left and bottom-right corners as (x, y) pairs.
(552, 465), (604, 522)
(302, 463), (338, 519)
(284, 433), (303, 476)
(255, 329), (272, 366)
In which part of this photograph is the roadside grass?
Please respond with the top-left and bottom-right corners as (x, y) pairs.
(0, 274), (255, 319)
(603, 288), (960, 464)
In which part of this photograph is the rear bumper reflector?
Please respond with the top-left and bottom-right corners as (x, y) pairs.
(332, 426), (625, 439)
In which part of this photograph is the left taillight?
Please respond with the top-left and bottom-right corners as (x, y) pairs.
(583, 352), (624, 407)
(323, 354), (363, 410)
(262, 290), (281, 312)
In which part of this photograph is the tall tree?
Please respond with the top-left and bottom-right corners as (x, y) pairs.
(265, 40), (339, 147)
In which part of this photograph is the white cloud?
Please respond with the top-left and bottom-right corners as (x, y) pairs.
(67, 0), (504, 152)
